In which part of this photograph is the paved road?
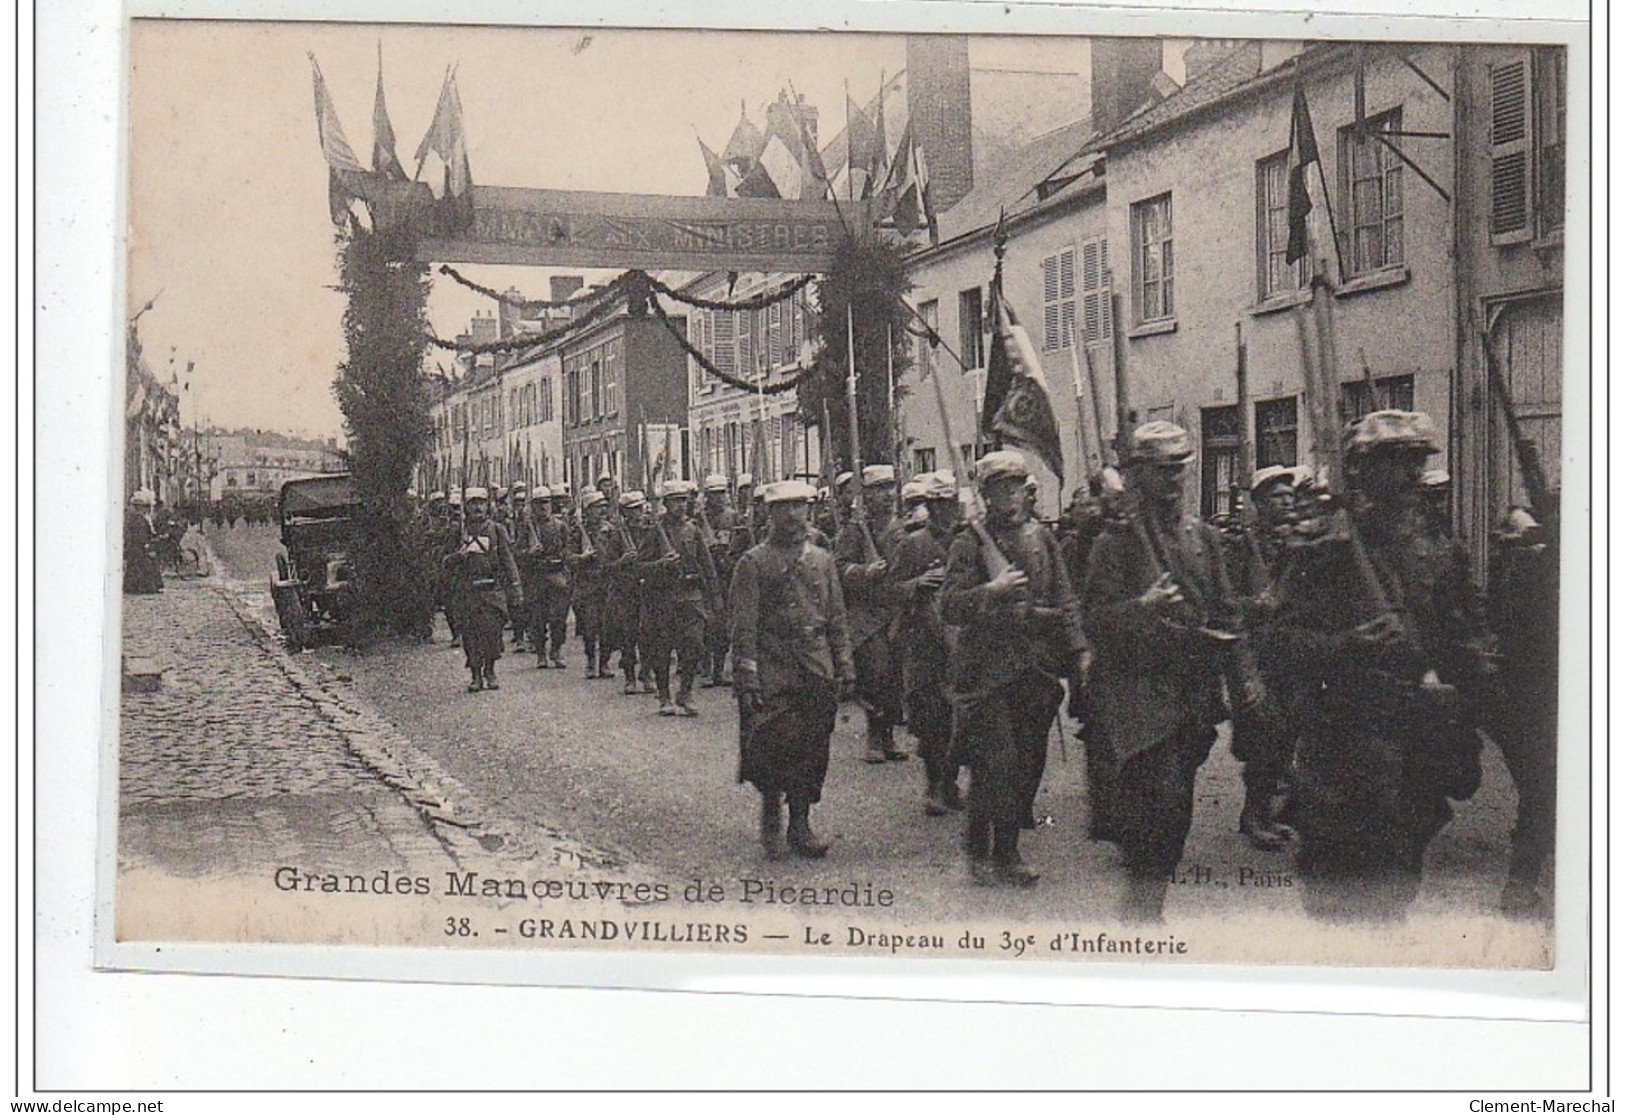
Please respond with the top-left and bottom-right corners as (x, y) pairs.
(125, 524), (1547, 964)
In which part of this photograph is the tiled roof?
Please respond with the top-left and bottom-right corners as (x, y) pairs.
(1087, 42), (1265, 152)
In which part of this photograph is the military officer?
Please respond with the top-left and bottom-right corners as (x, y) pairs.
(1080, 422), (1254, 922)
(731, 479), (856, 859)
(569, 490), (612, 677)
(441, 487), (523, 692)
(888, 471), (962, 815)
(834, 463), (908, 763)
(941, 451), (1091, 887)
(638, 479), (720, 716)
(1265, 411), (1495, 922)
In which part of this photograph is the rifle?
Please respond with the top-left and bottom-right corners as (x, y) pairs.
(845, 302), (882, 564)
(1481, 328), (1558, 529)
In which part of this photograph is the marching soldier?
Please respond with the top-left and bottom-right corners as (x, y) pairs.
(834, 464), (908, 763)
(638, 479), (720, 716)
(1225, 464), (1311, 850)
(601, 490), (648, 694)
(517, 485), (573, 669)
(732, 479), (856, 859)
(1080, 422), (1253, 922)
(941, 451), (1091, 888)
(888, 471), (962, 815)
(899, 476), (930, 531)
(507, 484), (532, 652)
(441, 487), (523, 692)
(698, 474), (744, 687)
(1266, 411), (1495, 922)
(569, 491), (612, 677)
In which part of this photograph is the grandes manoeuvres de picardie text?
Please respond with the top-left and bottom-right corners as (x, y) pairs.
(116, 24), (1570, 964)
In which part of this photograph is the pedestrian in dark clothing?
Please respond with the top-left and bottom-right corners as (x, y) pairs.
(1080, 422), (1255, 922)
(123, 490), (164, 595)
(941, 451), (1091, 888)
(732, 480), (856, 859)
(442, 488), (523, 692)
(1265, 411), (1495, 922)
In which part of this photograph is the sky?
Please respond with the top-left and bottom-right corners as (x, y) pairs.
(125, 21), (1133, 441)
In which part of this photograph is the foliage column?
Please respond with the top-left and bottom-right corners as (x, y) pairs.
(332, 224), (436, 642)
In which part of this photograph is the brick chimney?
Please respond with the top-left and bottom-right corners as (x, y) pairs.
(906, 35), (974, 212)
(1090, 37), (1164, 135)
(498, 287), (525, 338)
(469, 311), (499, 346)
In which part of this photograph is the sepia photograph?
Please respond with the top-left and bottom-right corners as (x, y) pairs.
(105, 11), (1584, 981)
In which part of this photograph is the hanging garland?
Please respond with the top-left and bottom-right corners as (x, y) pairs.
(645, 272), (815, 312)
(437, 264), (601, 310)
(645, 294), (806, 396)
(425, 273), (633, 353)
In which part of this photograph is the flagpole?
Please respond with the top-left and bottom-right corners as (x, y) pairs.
(845, 78), (854, 204)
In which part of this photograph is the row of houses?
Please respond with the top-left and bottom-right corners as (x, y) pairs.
(425, 35), (1570, 575)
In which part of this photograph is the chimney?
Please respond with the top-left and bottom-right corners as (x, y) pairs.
(1090, 37), (1164, 135)
(550, 275), (585, 303)
(906, 36), (974, 212)
(1182, 39), (1252, 80)
(469, 311), (499, 346)
(498, 287), (525, 338)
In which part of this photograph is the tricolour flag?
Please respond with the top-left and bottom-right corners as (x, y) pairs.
(981, 292), (1065, 483)
(310, 53), (367, 226)
(1285, 83), (1320, 267)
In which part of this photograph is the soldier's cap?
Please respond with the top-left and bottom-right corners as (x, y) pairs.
(861, 464), (897, 487)
(597, 472), (614, 484)
(1127, 421), (1195, 465)
(900, 479), (928, 504)
(1495, 507), (1542, 541)
(464, 486), (490, 502)
(554, 484), (573, 497)
(130, 488), (156, 506)
(581, 490), (609, 509)
(922, 472), (959, 501)
(974, 449), (1030, 486)
(702, 473), (730, 493)
(428, 491), (446, 503)
(834, 471), (854, 489)
(660, 479), (698, 498)
(510, 483), (527, 497)
(1420, 468), (1451, 489)
(1343, 409), (1441, 456)
(448, 491), (463, 506)
(762, 479), (819, 505)
(531, 485), (552, 500)
(494, 485), (509, 500)
(618, 490), (647, 508)
(1250, 465), (1311, 495)
(736, 472), (754, 488)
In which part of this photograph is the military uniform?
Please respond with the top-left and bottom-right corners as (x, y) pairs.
(515, 490), (573, 668)
(941, 452), (1089, 887)
(888, 472), (962, 814)
(732, 480), (856, 858)
(698, 477), (746, 686)
(1080, 424), (1245, 921)
(569, 493), (611, 677)
(442, 490), (524, 691)
(600, 492), (647, 692)
(638, 481), (720, 715)
(834, 465), (908, 763)
(1265, 411), (1494, 921)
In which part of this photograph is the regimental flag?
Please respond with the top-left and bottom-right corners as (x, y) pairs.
(310, 53), (368, 226)
(982, 291), (1066, 483)
(1285, 83), (1320, 267)
(371, 43), (408, 180)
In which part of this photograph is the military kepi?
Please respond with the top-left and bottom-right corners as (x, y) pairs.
(761, 480), (819, 504)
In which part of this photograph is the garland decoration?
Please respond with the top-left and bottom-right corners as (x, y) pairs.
(645, 272), (815, 312)
(425, 274), (632, 353)
(437, 264), (596, 310)
(645, 294), (807, 396)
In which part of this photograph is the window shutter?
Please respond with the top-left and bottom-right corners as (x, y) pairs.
(1059, 248), (1076, 348)
(1489, 58), (1533, 237)
(767, 302), (784, 367)
(714, 310), (735, 375)
(1042, 255), (1060, 350)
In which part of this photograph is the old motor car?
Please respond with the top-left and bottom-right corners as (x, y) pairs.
(270, 474), (359, 649)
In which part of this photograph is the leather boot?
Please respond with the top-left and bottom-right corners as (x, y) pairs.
(786, 801), (828, 858)
(862, 724), (888, 764)
(881, 724), (907, 761)
(467, 668), (483, 693)
(675, 677), (699, 716)
(759, 792), (786, 859)
(483, 665), (499, 691)
(1122, 876), (1170, 925)
(992, 824), (1039, 887)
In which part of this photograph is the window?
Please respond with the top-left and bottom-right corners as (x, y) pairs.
(1488, 58), (1532, 240)
(1255, 397), (1299, 468)
(1338, 373), (1416, 425)
(603, 347), (619, 415)
(916, 299), (939, 377)
(713, 310), (737, 377)
(590, 360), (603, 419)
(1131, 193), (1175, 323)
(1199, 406), (1241, 520)
(565, 370), (579, 426)
(912, 447), (937, 475)
(1535, 47), (1566, 235)
(1257, 151), (1308, 298)
(767, 302), (785, 368)
(1042, 247), (1077, 351)
(540, 378), (553, 423)
(958, 288), (985, 370)
(1079, 238), (1112, 344)
(577, 364), (592, 426)
(1339, 109), (1404, 275)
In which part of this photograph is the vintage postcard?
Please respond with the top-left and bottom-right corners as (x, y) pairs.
(102, 9), (1588, 988)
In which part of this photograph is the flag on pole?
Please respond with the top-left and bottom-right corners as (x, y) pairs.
(698, 137), (731, 197)
(1285, 83), (1320, 267)
(414, 68), (471, 199)
(310, 53), (367, 226)
(982, 292), (1066, 483)
(371, 43), (407, 180)
(756, 133), (805, 200)
(883, 122), (937, 245)
(867, 73), (891, 201)
(844, 94), (877, 191)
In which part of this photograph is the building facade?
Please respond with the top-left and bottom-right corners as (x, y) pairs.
(208, 430), (345, 500)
